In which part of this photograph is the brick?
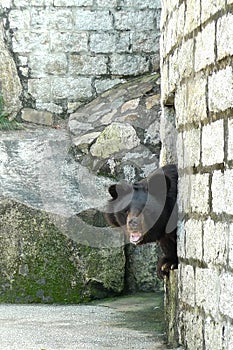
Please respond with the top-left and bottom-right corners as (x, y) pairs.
(110, 54), (149, 76)
(217, 13), (233, 61)
(201, 0), (225, 23)
(12, 31), (50, 53)
(228, 119), (233, 161)
(21, 108), (53, 125)
(186, 74), (207, 123)
(114, 10), (156, 30)
(180, 309), (203, 350)
(178, 38), (194, 80)
(212, 169), (233, 215)
(203, 218), (228, 266)
(50, 31), (88, 53)
(208, 66), (233, 112)
(184, 0), (201, 35)
(69, 54), (108, 75)
(196, 268), (220, 317)
(185, 219), (202, 260)
(202, 120), (224, 166)
(29, 53), (67, 78)
(89, 32), (130, 54)
(229, 224), (233, 269)
(183, 128), (201, 168)
(177, 174), (191, 214)
(54, 0), (93, 5)
(219, 272), (233, 319)
(175, 83), (186, 126)
(190, 173), (209, 214)
(119, 0), (161, 8)
(177, 220), (186, 259)
(28, 78), (51, 102)
(8, 9), (30, 30)
(51, 77), (92, 100)
(204, 318), (224, 350)
(179, 264), (195, 306)
(132, 32), (159, 53)
(74, 10), (113, 30)
(195, 22), (215, 72)
(96, 0), (117, 6)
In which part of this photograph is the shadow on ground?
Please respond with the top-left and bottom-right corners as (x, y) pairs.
(0, 292), (169, 350)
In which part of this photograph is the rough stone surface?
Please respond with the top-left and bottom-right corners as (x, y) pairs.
(69, 74), (161, 180)
(0, 1), (161, 119)
(21, 108), (54, 125)
(0, 21), (22, 119)
(161, 1), (233, 348)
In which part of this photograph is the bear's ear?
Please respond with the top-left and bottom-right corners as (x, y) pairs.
(147, 170), (171, 199)
(108, 181), (132, 200)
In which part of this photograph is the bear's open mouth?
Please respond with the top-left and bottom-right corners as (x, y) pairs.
(129, 232), (143, 244)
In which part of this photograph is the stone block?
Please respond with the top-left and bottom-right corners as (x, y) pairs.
(177, 220), (185, 259)
(51, 77), (93, 100)
(179, 309), (203, 350)
(74, 10), (113, 30)
(179, 264), (195, 306)
(229, 224), (233, 269)
(202, 119), (224, 166)
(203, 218), (228, 266)
(50, 31), (88, 52)
(29, 53), (67, 78)
(186, 73), (207, 123)
(219, 272), (233, 319)
(114, 10), (156, 30)
(54, 0), (93, 5)
(21, 108), (54, 125)
(208, 66), (233, 112)
(12, 30), (50, 53)
(132, 31), (159, 53)
(96, 0), (117, 6)
(90, 33), (116, 53)
(184, 0), (201, 35)
(120, 0), (161, 8)
(183, 128), (201, 168)
(201, 0), (225, 23)
(69, 54), (108, 75)
(175, 83), (186, 126)
(228, 119), (233, 161)
(177, 37), (194, 80)
(9, 9), (30, 30)
(90, 122), (140, 159)
(196, 268), (220, 317)
(110, 54), (150, 76)
(195, 22), (215, 72)
(212, 169), (233, 215)
(28, 78), (51, 101)
(217, 13), (233, 60)
(185, 219), (202, 261)
(177, 174), (192, 214)
(204, 318), (224, 350)
(190, 173), (209, 214)
(94, 78), (125, 94)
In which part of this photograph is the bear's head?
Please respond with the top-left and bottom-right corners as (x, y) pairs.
(105, 166), (176, 245)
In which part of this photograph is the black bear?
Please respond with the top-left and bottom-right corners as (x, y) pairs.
(104, 164), (178, 278)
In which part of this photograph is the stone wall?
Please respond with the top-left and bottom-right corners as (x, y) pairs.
(161, 1), (233, 349)
(0, 0), (161, 121)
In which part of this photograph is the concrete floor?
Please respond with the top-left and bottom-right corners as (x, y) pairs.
(0, 293), (169, 350)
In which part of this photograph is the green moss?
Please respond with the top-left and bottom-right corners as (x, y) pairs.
(0, 95), (22, 130)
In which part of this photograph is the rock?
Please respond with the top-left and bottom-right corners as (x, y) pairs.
(21, 108), (54, 126)
(90, 122), (140, 159)
(0, 21), (22, 119)
(73, 131), (101, 154)
(0, 198), (125, 303)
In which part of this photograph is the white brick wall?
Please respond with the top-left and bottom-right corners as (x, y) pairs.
(202, 120), (224, 166)
(161, 1), (233, 348)
(2, 1), (161, 115)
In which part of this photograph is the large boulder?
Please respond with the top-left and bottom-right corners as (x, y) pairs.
(0, 127), (125, 303)
(0, 20), (22, 119)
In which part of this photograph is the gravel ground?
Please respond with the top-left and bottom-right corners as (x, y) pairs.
(0, 293), (169, 350)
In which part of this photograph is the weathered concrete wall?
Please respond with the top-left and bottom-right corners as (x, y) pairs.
(0, 0), (161, 121)
(161, 1), (233, 349)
